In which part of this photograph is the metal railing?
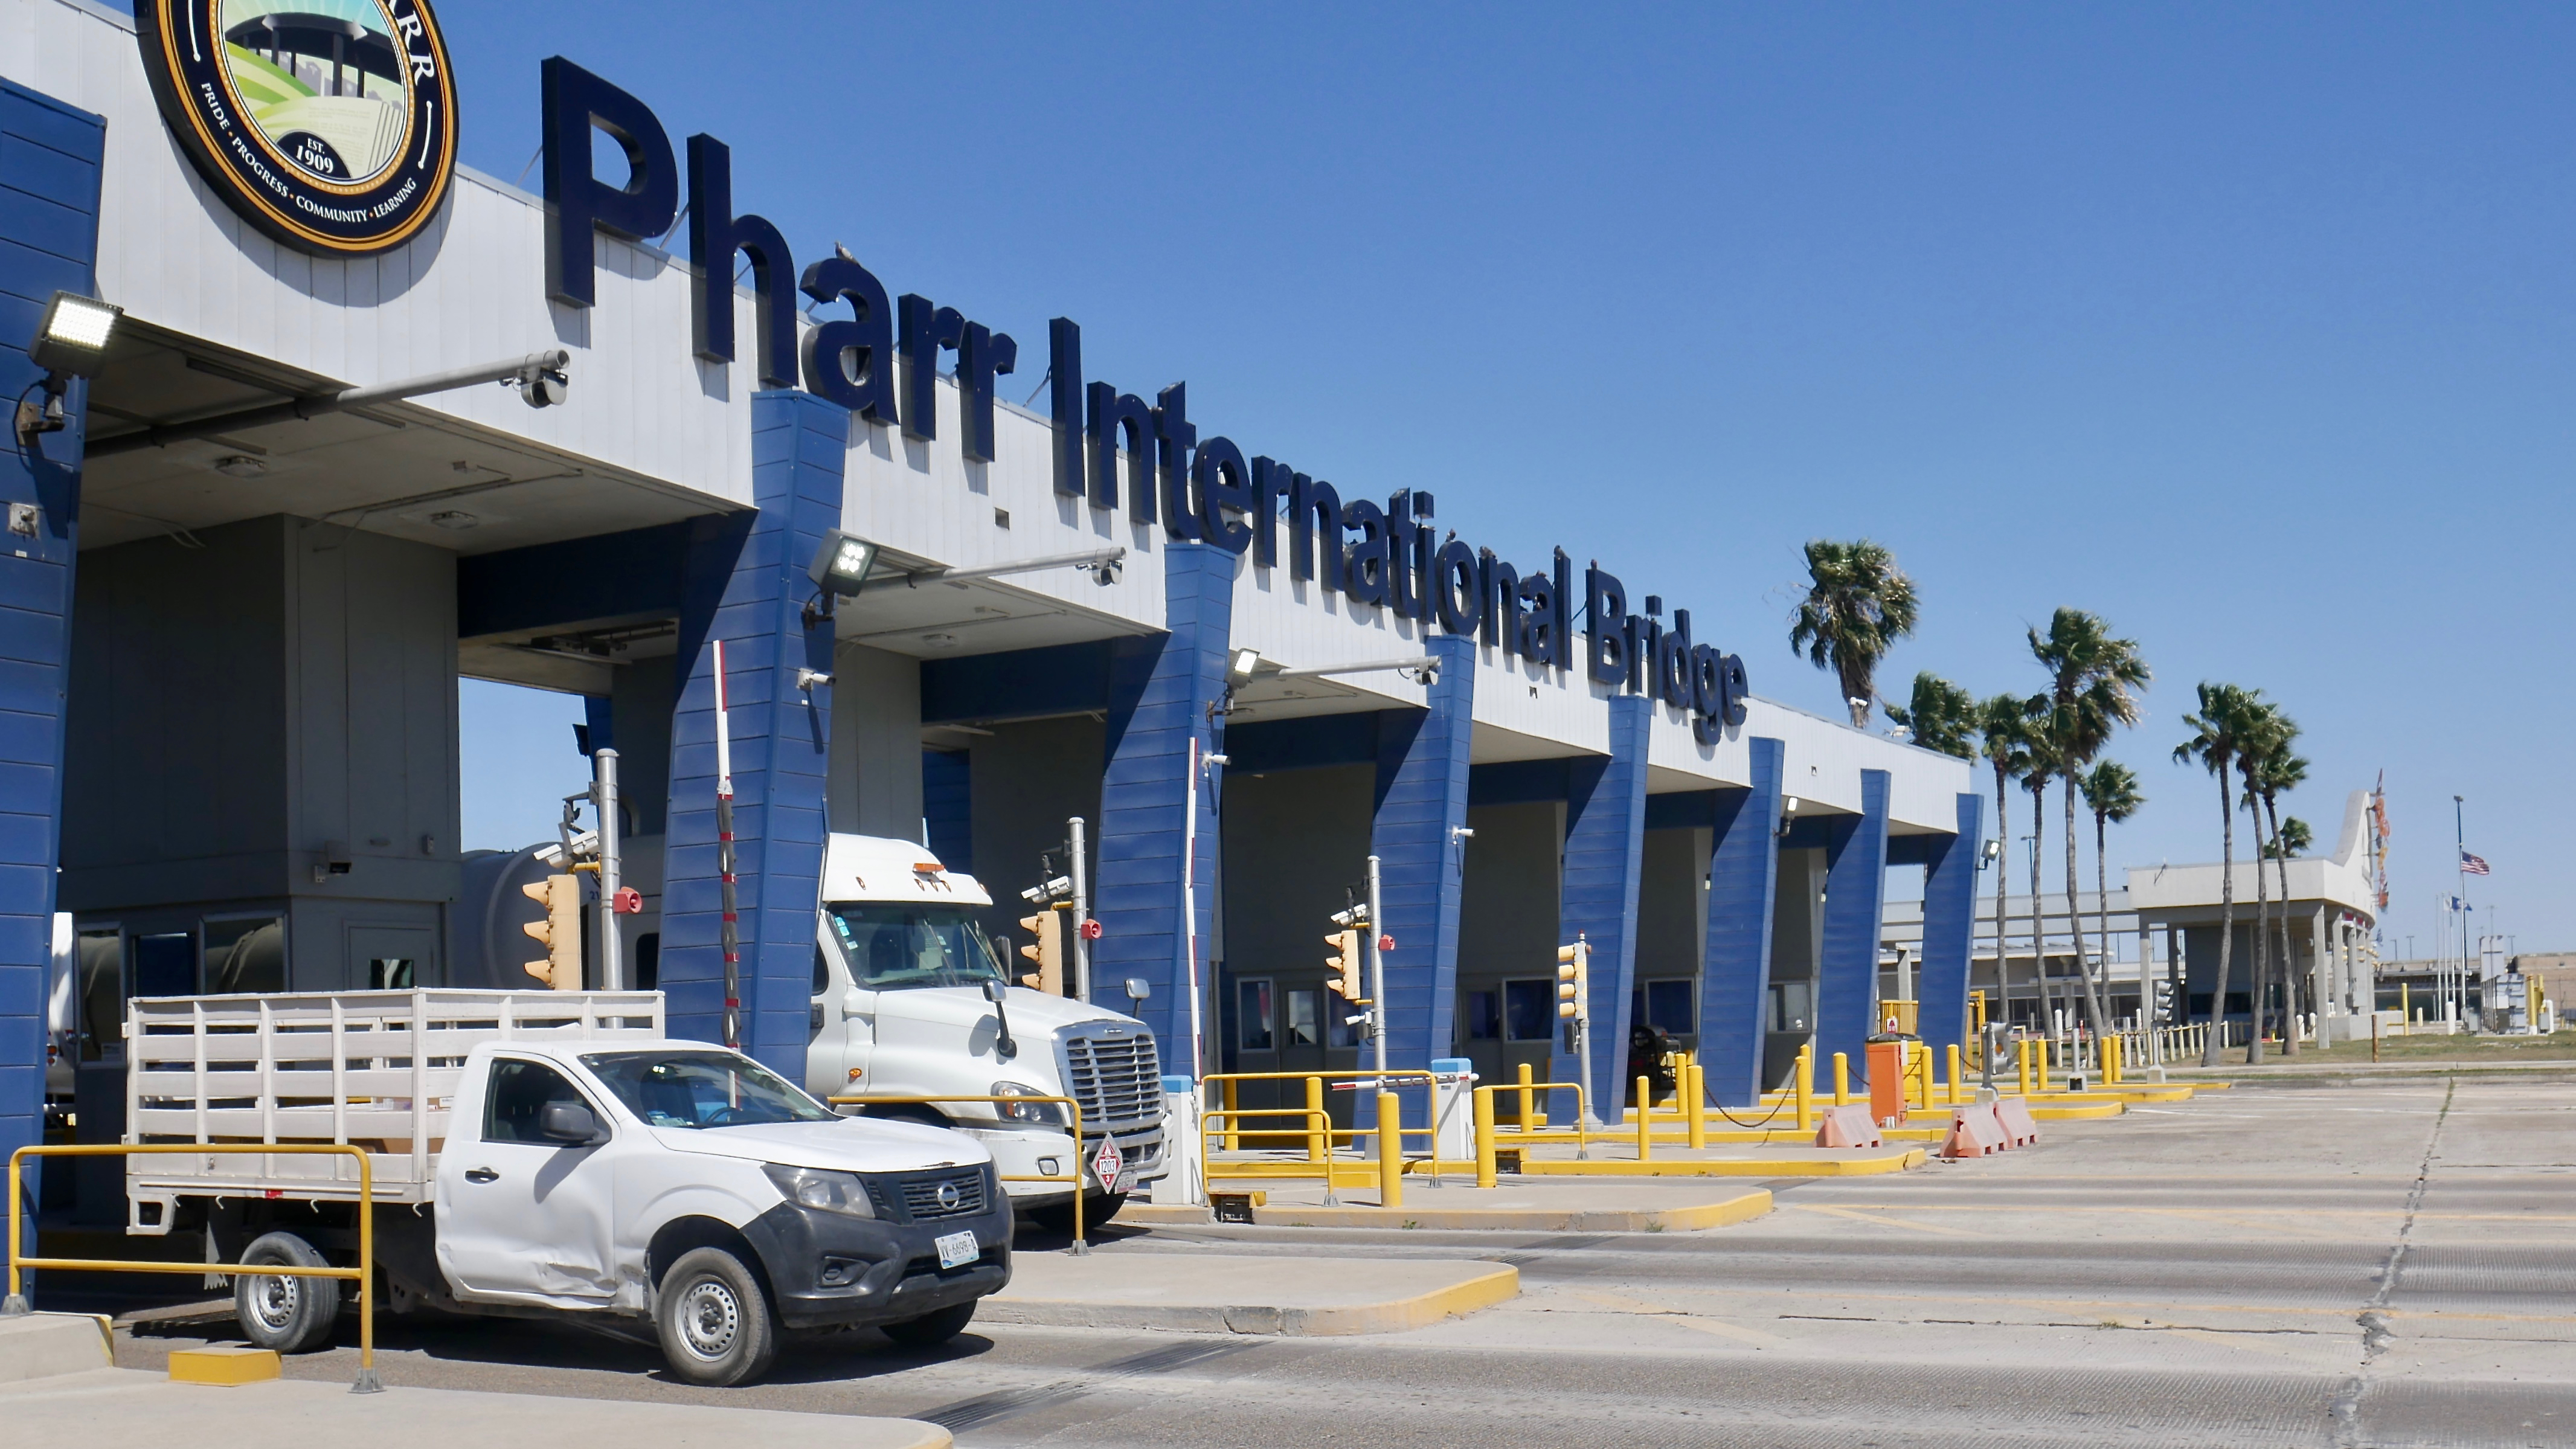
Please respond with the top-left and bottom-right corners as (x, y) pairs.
(1196, 1070), (1441, 1208)
(827, 1093), (1092, 1254)
(5, 1143), (379, 1392)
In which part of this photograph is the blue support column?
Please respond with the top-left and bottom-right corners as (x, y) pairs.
(1093, 544), (1233, 1079)
(1916, 792), (1984, 1068)
(0, 80), (103, 1222)
(1551, 695), (1651, 1113)
(1817, 769), (1892, 1085)
(663, 391), (842, 1082)
(1697, 737), (1784, 1107)
(1369, 632), (1476, 1070)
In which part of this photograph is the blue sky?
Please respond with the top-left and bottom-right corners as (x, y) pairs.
(443, 4), (2575, 957)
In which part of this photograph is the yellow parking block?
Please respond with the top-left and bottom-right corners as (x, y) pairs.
(168, 1347), (281, 1386)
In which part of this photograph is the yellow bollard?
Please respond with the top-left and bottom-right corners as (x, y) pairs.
(1517, 1061), (1537, 1130)
(1907, 1047), (1928, 1111)
(2104, 1034), (2122, 1087)
(1635, 1076), (1653, 1161)
(1473, 1087), (1497, 1189)
(2016, 1037), (2033, 1096)
(1947, 1043), (1965, 1104)
(1376, 1092), (1403, 1209)
(1222, 1078), (1240, 1151)
(1795, 1046), (1816, 1133)
(1305, 1076), (1326, 1165)
(1832, 1052), (1851, 1107)
(1686, 1064), (1707, 1149)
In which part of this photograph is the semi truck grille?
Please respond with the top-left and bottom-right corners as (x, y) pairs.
(898, 1168), (989, 1221)
(1061, 1027), (1161, 1129)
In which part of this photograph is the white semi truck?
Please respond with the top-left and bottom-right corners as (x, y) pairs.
(804, 834), (1170, 1227)
(119, 991), (1012, 1386)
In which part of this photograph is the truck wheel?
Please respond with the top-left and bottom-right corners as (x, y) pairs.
(881, 1301), (977, 1347)
(234, 1231), (338, 1354)
(1030, 1191), (1125, 1235)
(655, 1247), (778, 1387)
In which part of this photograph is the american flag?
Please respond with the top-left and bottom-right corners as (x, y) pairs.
(2459, 850), (2491, 876)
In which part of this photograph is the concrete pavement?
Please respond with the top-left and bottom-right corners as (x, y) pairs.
(71, 1073), (2576, 1445)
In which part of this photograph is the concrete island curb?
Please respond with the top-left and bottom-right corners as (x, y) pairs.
(984, 1255), (1520, 1335)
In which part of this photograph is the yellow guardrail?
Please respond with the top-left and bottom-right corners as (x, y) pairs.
(827, 1093), (1091, 1254)
(1197, 1070), (1440, 1208)
(6, 1143), (379, 1392)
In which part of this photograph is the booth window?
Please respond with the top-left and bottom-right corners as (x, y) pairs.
(1769, 981), (1812, 1033)
(1285, 988), (1321, 1047)
(205, 917), (285, 995)
(131, 931), (194, 998)
(1633, 979), (1694, 1036)
(75, 927), (121, 1061)
(1237, 979), (1274, 1051)
(1503, 978), (1554, 1041)
(1462, 989), (1501, 1041)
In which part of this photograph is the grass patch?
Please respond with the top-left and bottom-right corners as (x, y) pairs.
(2217, 1028), (2576, 1067)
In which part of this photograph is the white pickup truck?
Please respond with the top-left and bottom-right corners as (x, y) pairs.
(806, 834), (1169, 1225)
(121, 990), (1012, 1386)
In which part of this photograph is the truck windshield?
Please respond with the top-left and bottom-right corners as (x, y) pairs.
(824, 904), (1007, 991)
(581, 1050), (837, 1129)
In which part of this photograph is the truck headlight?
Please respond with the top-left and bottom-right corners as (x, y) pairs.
(991, 1081), (1067, 1126)
(762, 1163), (877, 1218)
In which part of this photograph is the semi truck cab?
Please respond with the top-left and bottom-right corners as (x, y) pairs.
(806, 834), (1168, 1226)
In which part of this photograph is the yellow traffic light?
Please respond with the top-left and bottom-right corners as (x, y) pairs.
(520, 874), (582, 989)
(1324, 928), (1364, 1001)
(1018, 907), (1065, 994)
(1556, 940), (1588, 1019)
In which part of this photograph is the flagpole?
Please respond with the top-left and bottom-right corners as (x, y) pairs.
(2453, 794), (2470, 1022)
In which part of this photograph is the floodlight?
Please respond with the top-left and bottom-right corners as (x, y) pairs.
(29, 291), (120, 378)
(808, 529), (881, 596)
(1227, 647), (1262, 685)
(17, 291), (123, 443)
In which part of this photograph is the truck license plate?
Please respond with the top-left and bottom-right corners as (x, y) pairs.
(935, 1230), (980, 1271)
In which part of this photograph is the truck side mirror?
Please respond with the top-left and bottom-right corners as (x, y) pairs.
(539, 1100), (603, 1145)
(980, 977), (1018, 1060)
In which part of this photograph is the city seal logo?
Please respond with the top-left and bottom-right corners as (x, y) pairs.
(134, 1), (457, 257)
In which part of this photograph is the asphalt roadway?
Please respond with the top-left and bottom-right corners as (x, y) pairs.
(111, 1072), (2576, 1448)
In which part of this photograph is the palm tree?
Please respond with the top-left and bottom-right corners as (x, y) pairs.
(2175, 683), (2259, 1067)
(2253, 736), (2309, 1054)
(1886, 672), (1978, 758)
(2263, 817), (2313, 859)
(1789, 540), (1919, 728)
(2022, 723), (2063, 1038)
(1977, 694), (2033, 1032)
(2079, 760), (2144, 1027)
(2031, 609), (2151, 1042)
(2231, 702), (2287, 1061)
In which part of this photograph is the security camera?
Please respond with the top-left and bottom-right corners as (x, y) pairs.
(515, 361), (570, 408)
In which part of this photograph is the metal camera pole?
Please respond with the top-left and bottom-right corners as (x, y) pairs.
(594, 748), (622, 992)
(1366, 854), (1387, 1078)
(1068, 816), (1091, 1004)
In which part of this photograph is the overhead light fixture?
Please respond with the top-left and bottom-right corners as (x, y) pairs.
(16, 290), (123, 443)
(213, 454), (266, 479)
(426, 510), (479, 530)
(1227, 647), (1263, 685)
